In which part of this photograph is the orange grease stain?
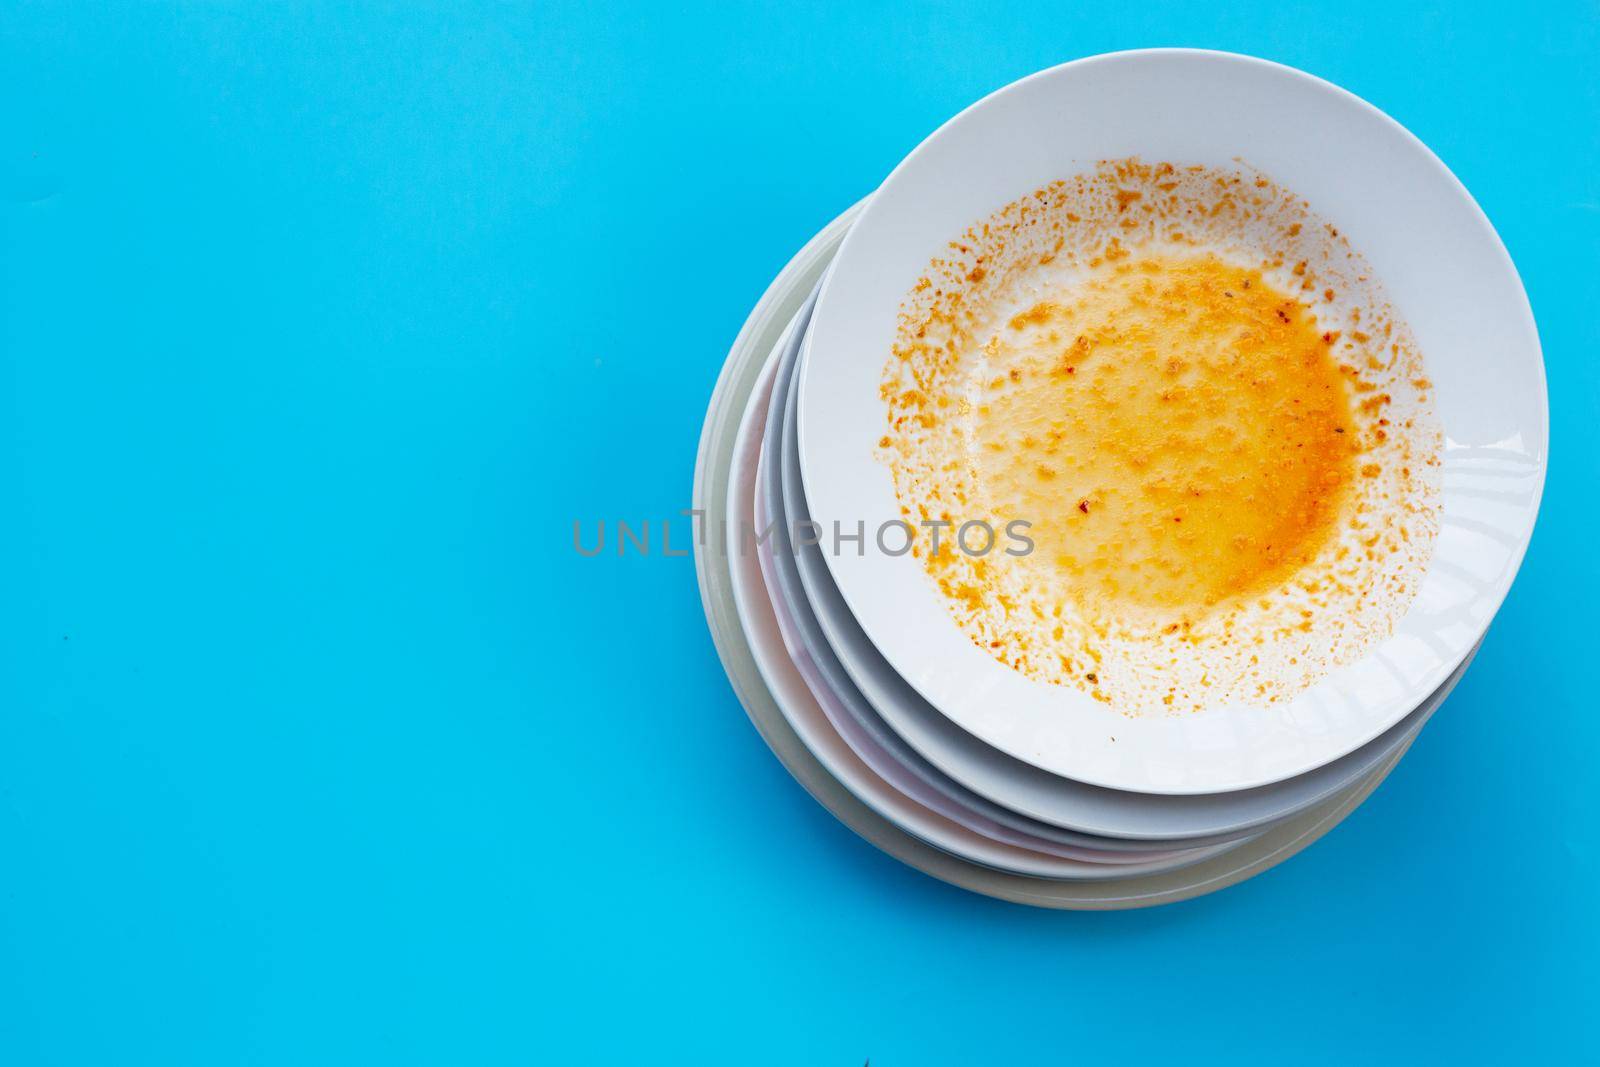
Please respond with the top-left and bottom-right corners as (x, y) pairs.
(975, 253), (1359, 616)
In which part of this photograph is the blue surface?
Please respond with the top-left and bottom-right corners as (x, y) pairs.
(2, 3), (1596, 1063)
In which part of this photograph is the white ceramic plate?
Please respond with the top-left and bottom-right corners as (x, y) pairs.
(782, 316), (1478, 838)
(728, 322), (1239, 880)
(692, 206), (1416, 906)
(797, 49), (1545, 794)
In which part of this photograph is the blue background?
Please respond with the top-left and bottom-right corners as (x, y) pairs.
(3, 3), (1596, 1063)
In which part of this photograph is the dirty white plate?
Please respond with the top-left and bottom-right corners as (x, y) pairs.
(797, 49), (1545, 794)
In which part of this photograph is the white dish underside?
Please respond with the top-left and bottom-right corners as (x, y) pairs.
(798, 49), (1545, 795)
(694, 201), (1416, 907)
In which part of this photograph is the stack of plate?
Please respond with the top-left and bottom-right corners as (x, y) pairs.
(693, 51), (1546, 909)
